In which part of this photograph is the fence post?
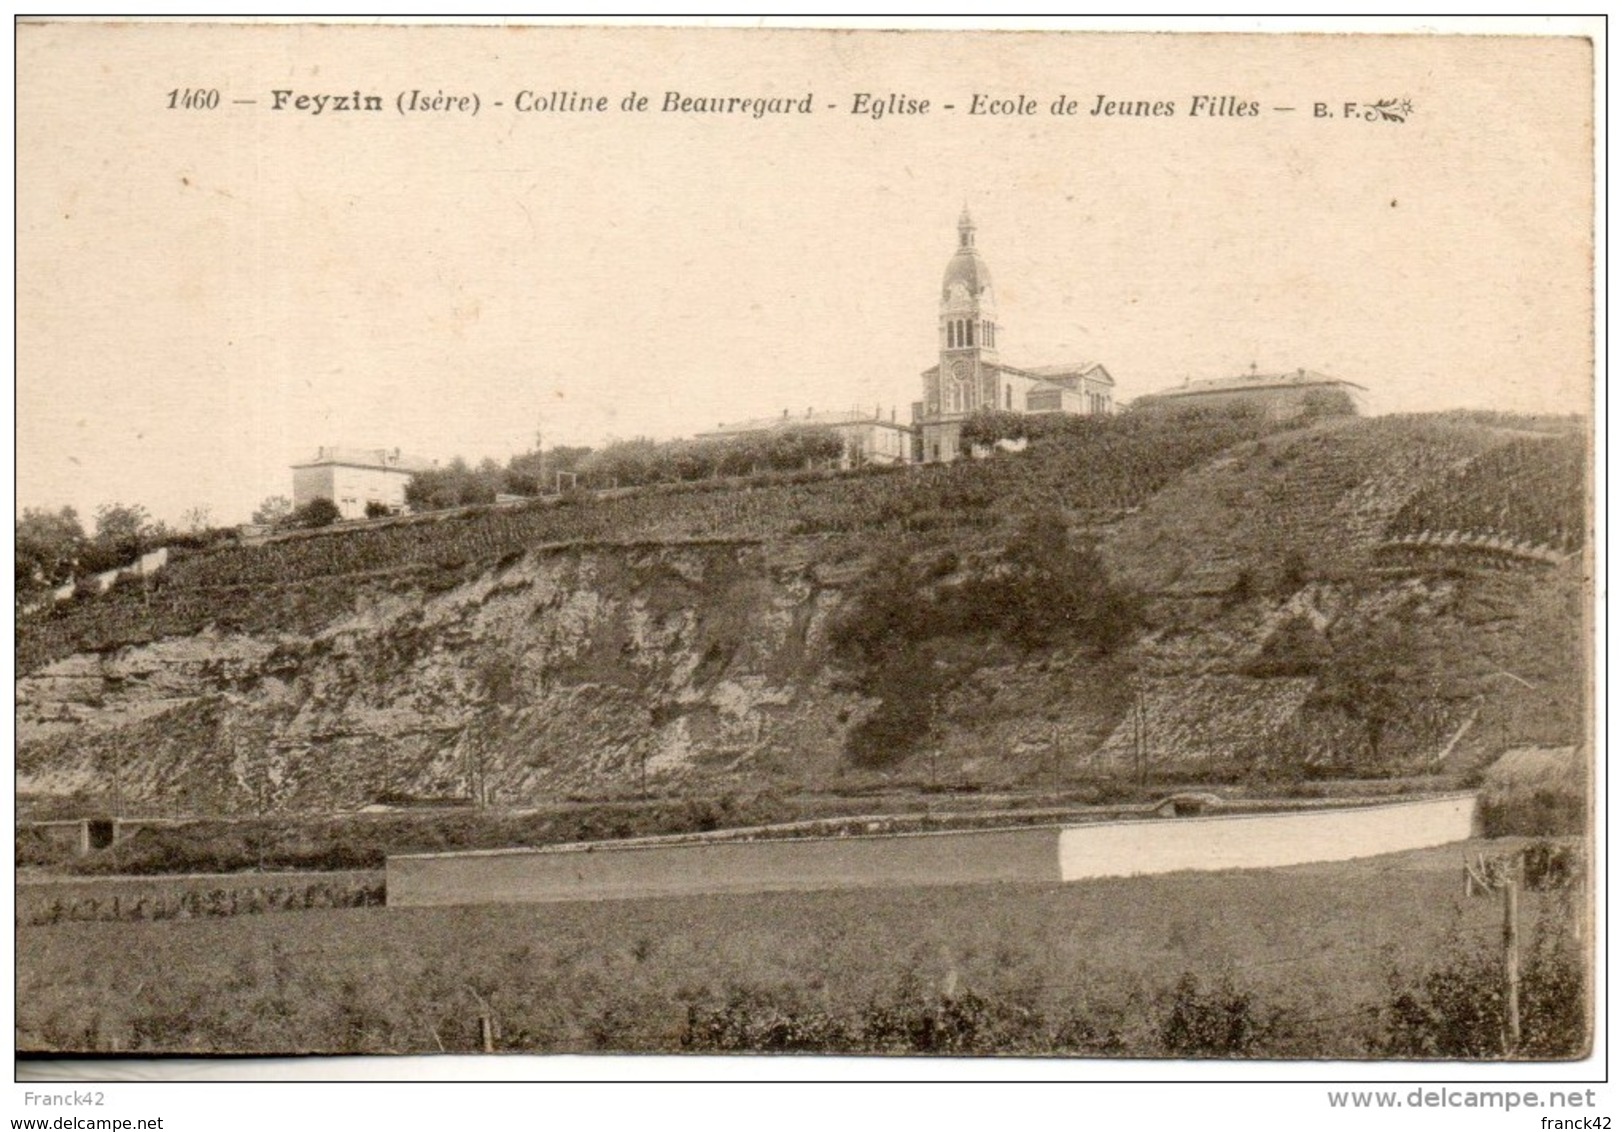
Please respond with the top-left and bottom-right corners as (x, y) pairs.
(1502, 874), (1520, 1056)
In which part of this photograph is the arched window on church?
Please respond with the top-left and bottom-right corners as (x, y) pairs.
(965, 321), (974, 347)
(1005, 385), (1012, 409)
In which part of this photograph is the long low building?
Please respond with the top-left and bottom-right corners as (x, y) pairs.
(1136, 367), (1367, 420)
(698, 407), (915, 468)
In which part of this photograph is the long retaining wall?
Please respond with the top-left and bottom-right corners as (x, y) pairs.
(386, 793), (1478, 909)
(1057, 793), (1477, 881)
(388, 826), (1061, 908)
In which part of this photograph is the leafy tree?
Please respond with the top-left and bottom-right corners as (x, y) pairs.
(16, 506), (86, 597)
(181, 504), (213, 533)
(93, 502), (158, 548)
(831, 512), (1143, 768)
(407, 457), (499, 511)
(505, 444), (593, 495)
(83, 502), (165, 572)
(251, 495), (293, 526)
(1300, 387), (1357, 420)
(364, 500), (393, 519)
(293, 497), (341, 528)
(968, 509), (1144, 652)
(959, 409), (1028, 452)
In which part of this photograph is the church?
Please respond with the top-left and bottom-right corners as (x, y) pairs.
(913, 208), (1116, 463)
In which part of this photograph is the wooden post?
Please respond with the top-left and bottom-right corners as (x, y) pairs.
(1502, 875), (1521, 1056)
(479, 1012), (494, 1053)
(1134, 690), (1149, 787)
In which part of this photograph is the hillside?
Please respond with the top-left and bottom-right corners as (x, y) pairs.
(16, 410), (1589, 818)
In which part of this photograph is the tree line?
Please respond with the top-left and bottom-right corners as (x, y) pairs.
(404, 427), (846, 511)
(14, 502), (233, 604)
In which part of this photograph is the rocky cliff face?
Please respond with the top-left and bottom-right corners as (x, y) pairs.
(17, 417), (1588, 817)
(17, 539), (866, 812)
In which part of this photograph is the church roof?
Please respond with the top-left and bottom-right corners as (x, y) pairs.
(1009, 361), (1115, 387)
(942, 248), (993, 300)
(942, 208), (995, 302)
(922, 360), (1115, 388)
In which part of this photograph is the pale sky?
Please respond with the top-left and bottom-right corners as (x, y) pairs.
(16, 22), (1596, 527)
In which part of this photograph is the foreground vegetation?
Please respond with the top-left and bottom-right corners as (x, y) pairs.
(15, 842), (1585, 1057)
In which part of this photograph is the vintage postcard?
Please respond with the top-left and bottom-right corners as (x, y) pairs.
(13, 17), (1599, 1105)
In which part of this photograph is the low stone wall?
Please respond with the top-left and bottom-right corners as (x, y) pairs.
(388, 826), (1063, 908)
(1059, 793), (1477, 880)
(386, 794), (1478, 909)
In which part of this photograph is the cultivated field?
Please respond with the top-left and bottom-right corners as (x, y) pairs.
(15, 839), (1586, 1058)
(14, 869), (384, 927)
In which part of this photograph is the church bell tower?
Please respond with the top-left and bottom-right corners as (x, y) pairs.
(938, 206), (999, 417)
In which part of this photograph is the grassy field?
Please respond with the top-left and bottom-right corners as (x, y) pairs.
(15, 839), (1586, 1057)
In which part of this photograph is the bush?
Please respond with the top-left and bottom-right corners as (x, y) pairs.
(1158, 974), (1268, 1057)
(293, 497), (341, 528)
(1377, 916), (1587, 1058)
(1479, 788), (1586, 839)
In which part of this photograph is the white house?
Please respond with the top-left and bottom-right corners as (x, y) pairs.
(291, 446), (437, 519)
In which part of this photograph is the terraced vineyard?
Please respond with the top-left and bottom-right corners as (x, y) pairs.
(1387, 431), (1586, 552)
(18, 407), (1288, 673)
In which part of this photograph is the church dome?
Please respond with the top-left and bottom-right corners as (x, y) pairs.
(941, 208), (995, 307)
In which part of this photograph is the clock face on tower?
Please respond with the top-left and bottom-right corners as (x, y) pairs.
(947, 358), (974, 413)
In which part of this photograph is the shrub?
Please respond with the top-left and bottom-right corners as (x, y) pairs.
(294, 497), (341, 528)
(1479, 789), (1586, 839)
(1377, 917), (1587, 1058)
(1158, 974), (1266, 1057)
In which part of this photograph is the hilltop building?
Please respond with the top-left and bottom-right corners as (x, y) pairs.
(291, 446), (436, 519)
(914, 208), (1116, 463)
(699, 407), (914, 469)
(1137, 366), (1366, 420)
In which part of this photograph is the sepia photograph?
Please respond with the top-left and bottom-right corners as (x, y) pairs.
(11, 16), (1602, 1112)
